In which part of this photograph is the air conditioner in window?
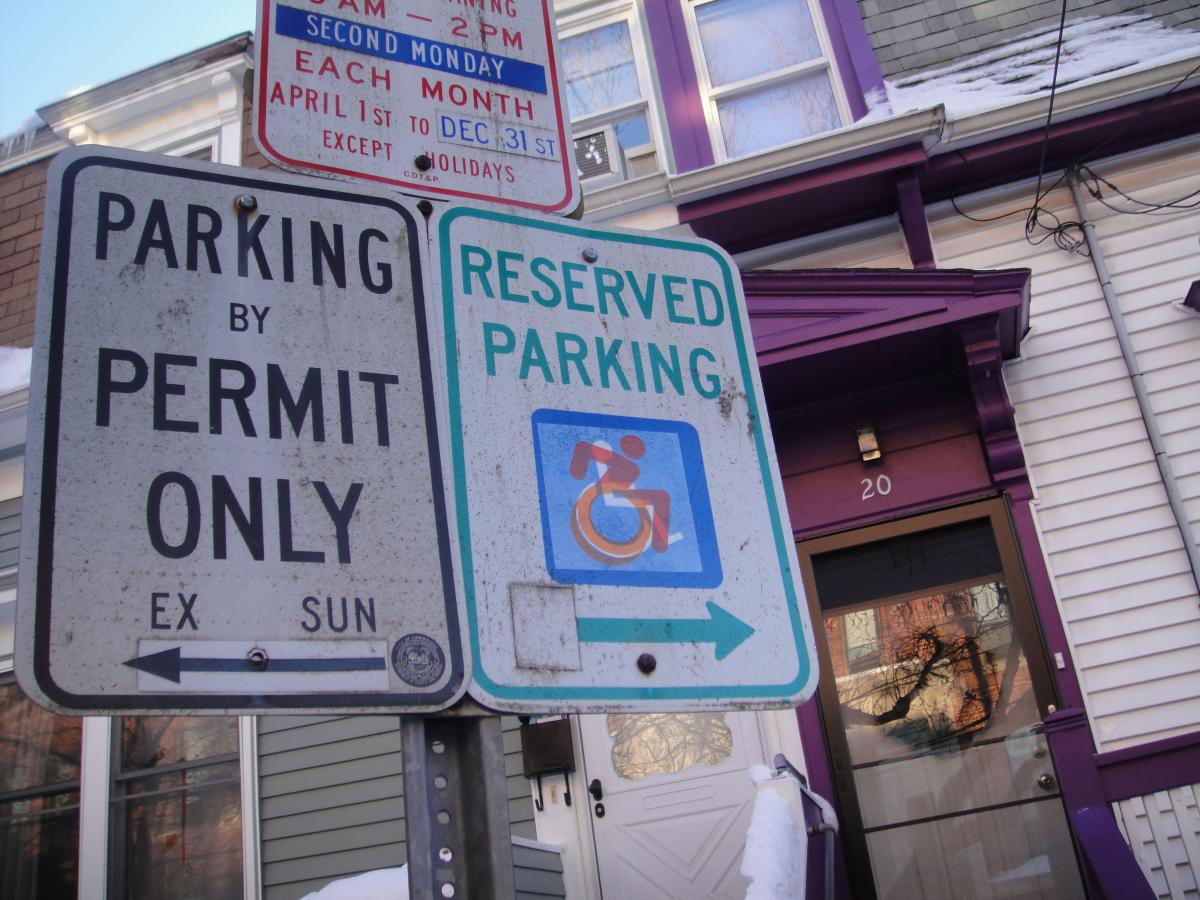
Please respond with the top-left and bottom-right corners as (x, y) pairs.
(573, 126), (625, 186)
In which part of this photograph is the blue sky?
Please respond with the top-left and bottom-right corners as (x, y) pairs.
(0, 0), (256, 136)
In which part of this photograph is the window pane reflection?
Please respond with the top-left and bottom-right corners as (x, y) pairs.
(824, 582), (1037, 766)
(562, 22), (641, 119)
(118, 775), (242, 900)
(696, 0), (822, 85)
(608, 713), (733, 780)
(716, 73), (838, 157)
(0, 680), (80, 900)
(114, 716), (242, 900)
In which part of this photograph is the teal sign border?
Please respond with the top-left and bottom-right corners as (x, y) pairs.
(438, 205), (813, 704)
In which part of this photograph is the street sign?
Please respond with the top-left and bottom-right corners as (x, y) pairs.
(430, 205), (818, 712)
(17, 146), (467, 714)
(254, 0), (578, 214)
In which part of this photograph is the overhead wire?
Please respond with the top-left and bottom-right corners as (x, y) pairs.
(945, 12), (1200, 248)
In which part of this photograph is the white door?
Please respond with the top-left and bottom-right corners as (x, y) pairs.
(578, 711), (768, 899)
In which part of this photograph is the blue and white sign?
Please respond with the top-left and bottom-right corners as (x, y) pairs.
(532, 409), (721, 587)
(431, 204), (818, 712)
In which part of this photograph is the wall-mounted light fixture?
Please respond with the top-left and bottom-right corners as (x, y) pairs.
(855, 423), (881, 462)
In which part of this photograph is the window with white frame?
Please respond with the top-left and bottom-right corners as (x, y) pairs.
(109, 716), (243, 900)
(685, 0), (845, 160)
(557, 0), (664, 182)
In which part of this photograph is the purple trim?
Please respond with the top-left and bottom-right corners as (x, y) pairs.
(795, 703), (853, 900)
(1072, 807), (1157, 900)
(1096, 730), (1200, 801)
(1009, 499), (1086, 711)
(895, 172), (935, 269)
(680, 144), (928, 251)
(1185, 280), (1200, 313)
(642, 0), (714, 173)
(677, 86), (1200, 255)
(958, 319), (1029, 500)
(744, 267), (1030, 366)
(1043, 709), (1156, 900)
(922, 86), (1200, 205)
(816, 0), (885, 120)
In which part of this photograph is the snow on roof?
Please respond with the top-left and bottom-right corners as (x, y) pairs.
(0, 348), (32, 395)
(1, 116), (48, 161)
(878, 14), (1200, 120)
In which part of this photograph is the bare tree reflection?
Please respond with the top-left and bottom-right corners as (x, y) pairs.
(608, 713), (734, 780)
(828, 583), (1024, 757)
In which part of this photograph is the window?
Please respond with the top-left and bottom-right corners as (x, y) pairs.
(557, 1), (663, 182)
(0, 678), (82, 900)
(109, 716), (243, 900)
(685, 0), (844, 159)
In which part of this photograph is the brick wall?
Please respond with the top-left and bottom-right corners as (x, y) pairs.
(0, 158), (50, 347)
(860, 0), (1200, 79)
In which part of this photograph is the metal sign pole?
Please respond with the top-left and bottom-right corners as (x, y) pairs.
(402, 714), (517, 900)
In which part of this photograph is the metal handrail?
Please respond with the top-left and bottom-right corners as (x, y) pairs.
(773, 753), (837, 900)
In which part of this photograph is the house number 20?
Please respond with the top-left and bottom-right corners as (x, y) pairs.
(860, 475), (893, 500)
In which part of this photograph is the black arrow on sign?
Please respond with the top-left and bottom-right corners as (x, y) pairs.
(123, 647), (387, 684)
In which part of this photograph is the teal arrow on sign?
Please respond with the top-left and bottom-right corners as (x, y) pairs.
(576, 601), (755, 661)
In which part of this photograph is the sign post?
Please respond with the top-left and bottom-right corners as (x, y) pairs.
(17, 147), (467, 714)
(254, 0), (578, 213)
(431, 205), (818, 712)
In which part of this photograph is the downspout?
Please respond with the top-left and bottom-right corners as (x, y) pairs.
(1067, 170), (1200, 599)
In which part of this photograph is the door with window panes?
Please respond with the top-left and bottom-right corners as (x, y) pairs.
(797, 501), (1085, 900)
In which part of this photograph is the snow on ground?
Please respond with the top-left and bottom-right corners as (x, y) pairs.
(299, 866), (409, 900)
(874, 14), (1200, 121)
(0, 348), (32, 394)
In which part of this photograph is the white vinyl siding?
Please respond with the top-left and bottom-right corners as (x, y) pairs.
(1113, 784), (1200, 899)
(928, 137), (1200, 753)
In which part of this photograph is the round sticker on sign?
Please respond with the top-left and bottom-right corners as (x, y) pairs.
(392, 634), (447, 687)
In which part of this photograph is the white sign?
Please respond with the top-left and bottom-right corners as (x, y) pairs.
(254, 0), (579, 214)
(17, 147), (467, 714)
(431, 205), (818, 712)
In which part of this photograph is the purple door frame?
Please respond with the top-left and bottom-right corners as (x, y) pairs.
(745, 267), (1157, 899)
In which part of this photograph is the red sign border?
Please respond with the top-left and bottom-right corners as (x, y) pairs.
(254, 0), (578, 213)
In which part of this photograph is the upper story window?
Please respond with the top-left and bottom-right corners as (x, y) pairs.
(685, 0), (846, 160)
(557, 0), (665, 183)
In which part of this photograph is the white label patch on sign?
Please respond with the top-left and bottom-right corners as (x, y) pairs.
(16, 147), (467, 715)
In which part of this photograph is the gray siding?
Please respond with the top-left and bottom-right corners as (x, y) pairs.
(514, 841), (568, 899)
(259, 714), (538, 897)
(0, 496), (20, 572)
(859, 0), (1200, 78)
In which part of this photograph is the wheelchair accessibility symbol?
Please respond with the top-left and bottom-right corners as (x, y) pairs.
(532, 410), (722, 588)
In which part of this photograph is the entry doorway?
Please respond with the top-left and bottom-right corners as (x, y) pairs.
(797, 500), (1086, 900)
(576, 710), (770, 899)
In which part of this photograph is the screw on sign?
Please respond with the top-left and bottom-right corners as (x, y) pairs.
(254, 0), (578, 212)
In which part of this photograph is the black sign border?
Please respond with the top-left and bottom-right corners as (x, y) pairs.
(30, 150), (465, 712)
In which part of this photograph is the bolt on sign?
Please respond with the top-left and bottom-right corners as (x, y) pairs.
(430, 205), (818, 712)
(254, 0), (578, 214)
(17, 147), (467, 714)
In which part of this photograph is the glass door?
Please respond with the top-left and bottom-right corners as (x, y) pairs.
(799, 501), (1085, 900)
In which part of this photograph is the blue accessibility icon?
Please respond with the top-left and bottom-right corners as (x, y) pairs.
(531, 409), (722, 588)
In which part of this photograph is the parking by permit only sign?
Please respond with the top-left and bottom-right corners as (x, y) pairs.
(254, 0), (578, 213)
(431, 205), (818, 712)
(17, 147), (466, 714)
